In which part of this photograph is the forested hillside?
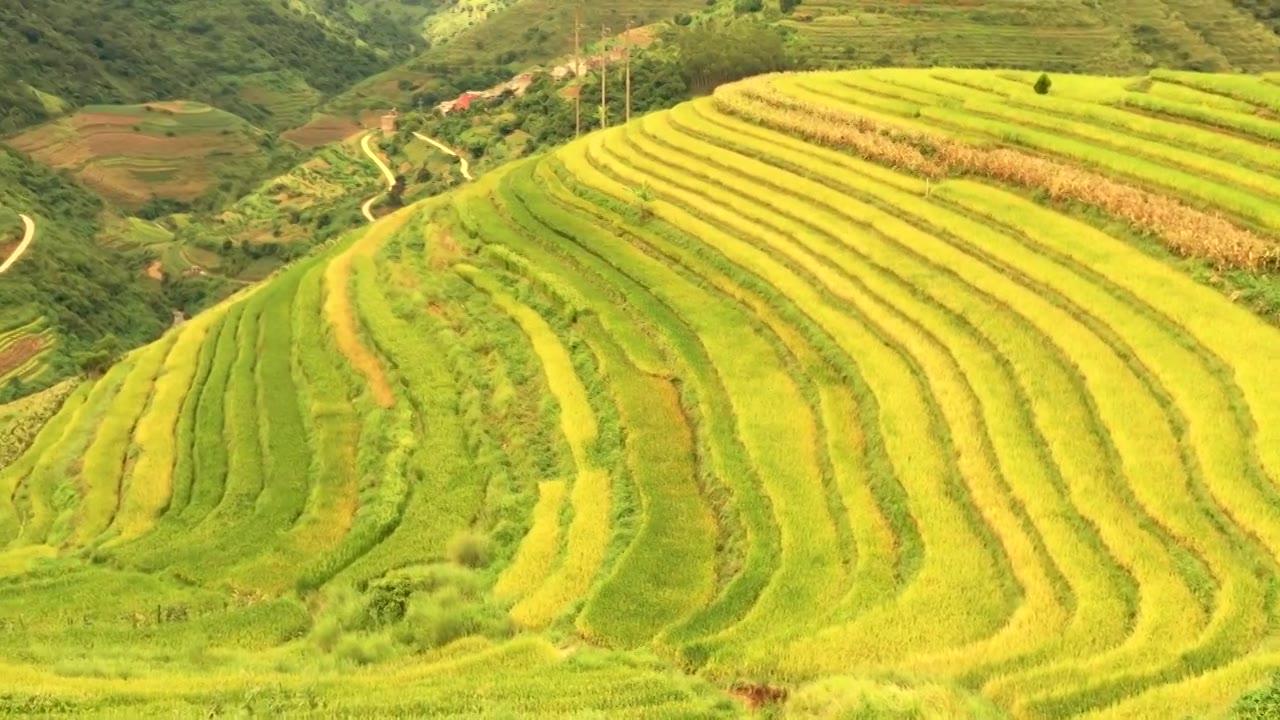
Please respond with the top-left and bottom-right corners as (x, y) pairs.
(0, 149), (171, 398)
(0, 0), (417, 134)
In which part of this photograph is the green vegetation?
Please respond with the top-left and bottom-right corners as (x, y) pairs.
(379, 17), (801, 192)
(215, 70), (324, 132)
(778, 0), (1280, 72)
(4, 66), (1280, 718)
(0, 148), (170, 401)
(167, 139), (380, 280)
(0, 0), (415, 134)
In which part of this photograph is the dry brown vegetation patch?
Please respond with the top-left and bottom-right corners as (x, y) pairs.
(0, 336), (47, 377)
(720, 82), (1280, 272)
(283, 115), (362, 147)
(729, 682), (788, 709)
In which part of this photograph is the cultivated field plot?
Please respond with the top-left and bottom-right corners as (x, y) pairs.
(5, 103), (276, 209)
(224, 70), (324, 132)
(0, 318), (53, 388)
(3, 68), (1280, 718)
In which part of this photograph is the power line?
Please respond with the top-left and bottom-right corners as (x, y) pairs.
(624, 21), (632, 124)
(600, 24), (609, 130)
(574, 5), (582, 138)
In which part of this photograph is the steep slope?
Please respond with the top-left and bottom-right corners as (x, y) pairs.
(3, 69), (1280, 718)
(0, 147), (169, 400)
(0, 0), (414, 134)
(6, 101), (300, 212)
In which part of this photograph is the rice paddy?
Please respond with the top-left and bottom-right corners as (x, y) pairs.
(5, 102), (296, 211)
(2, 68), (1279, 718)
(786, 0), (1280, 73)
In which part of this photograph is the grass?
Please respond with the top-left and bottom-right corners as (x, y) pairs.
(3, 66), (1280, 719)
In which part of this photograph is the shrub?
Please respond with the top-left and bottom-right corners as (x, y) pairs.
(447, 530), (492, 568)
(1034, 72), (1052, 95)
(1233, 673), (1280, 719)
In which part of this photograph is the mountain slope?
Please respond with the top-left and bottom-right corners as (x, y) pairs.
(0, 147), (170, 398)
(0, 0), (414, 134)
(783, 0), (1280, 72)
(3, 68), (1280, 718)
(6, 101), (300, 212)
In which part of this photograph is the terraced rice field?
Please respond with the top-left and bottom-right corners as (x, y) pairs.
(5, 102), (283, 209)
(3, 68), (1280, 718)
(226, 70), (324, 131)
(0, 318), (53, 387)
(787, 0), (1280, 73)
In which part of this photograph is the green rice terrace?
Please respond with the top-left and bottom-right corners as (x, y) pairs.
(3, 67), (1280, 718)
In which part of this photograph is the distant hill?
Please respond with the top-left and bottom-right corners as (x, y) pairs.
(316, 0), (710, 118)
(783, 0), (1280, 73)
(311, 0), (1280, 123)
(0, 0), (418, 134)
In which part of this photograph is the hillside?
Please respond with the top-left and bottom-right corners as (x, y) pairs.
(313, 0), (712, 118)
(783, 0), (1280, 72)
(6, 101), (299, 213)
(0, 148), (170, 401)
(315, 0), (1280, 120)
(3, 67), (1280, 717)
(0, 0), (415, 134)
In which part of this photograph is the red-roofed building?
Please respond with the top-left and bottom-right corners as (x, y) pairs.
(454, 93), (477, 111)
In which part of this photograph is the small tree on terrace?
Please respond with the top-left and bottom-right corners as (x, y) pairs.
(1034, 72), (1052, 95)
(388, 174), (407, 206)
(73, 334), (123, 377)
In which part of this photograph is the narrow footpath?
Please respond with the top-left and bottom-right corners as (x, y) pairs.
(414, 132), (474, 181)
(0, 215), (36, 274)
(360, 133), (397, 223)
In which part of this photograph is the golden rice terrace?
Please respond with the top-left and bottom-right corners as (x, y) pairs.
(3, 68), (1280, 719)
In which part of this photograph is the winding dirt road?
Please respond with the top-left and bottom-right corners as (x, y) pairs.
(414, 132), (474, 181)
(360, 132), (397, 223)
(0, 215), (35, 274)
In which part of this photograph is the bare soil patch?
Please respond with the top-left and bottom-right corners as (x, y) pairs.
(0, 336), (46, 378)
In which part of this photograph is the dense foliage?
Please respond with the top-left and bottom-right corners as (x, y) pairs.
(0, 0), (413, 134)
(395, 19), (796, 174)
(0, 149), (171, 384)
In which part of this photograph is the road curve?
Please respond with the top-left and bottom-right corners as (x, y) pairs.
(413, 132), (474, 181)
(0, 214), (36, 274)
(360, 132), (397, 223)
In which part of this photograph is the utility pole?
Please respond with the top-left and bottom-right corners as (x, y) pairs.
(600, 25), (609, 130)
(624, 21), (632, 124)
(573, 6), (582, 138)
